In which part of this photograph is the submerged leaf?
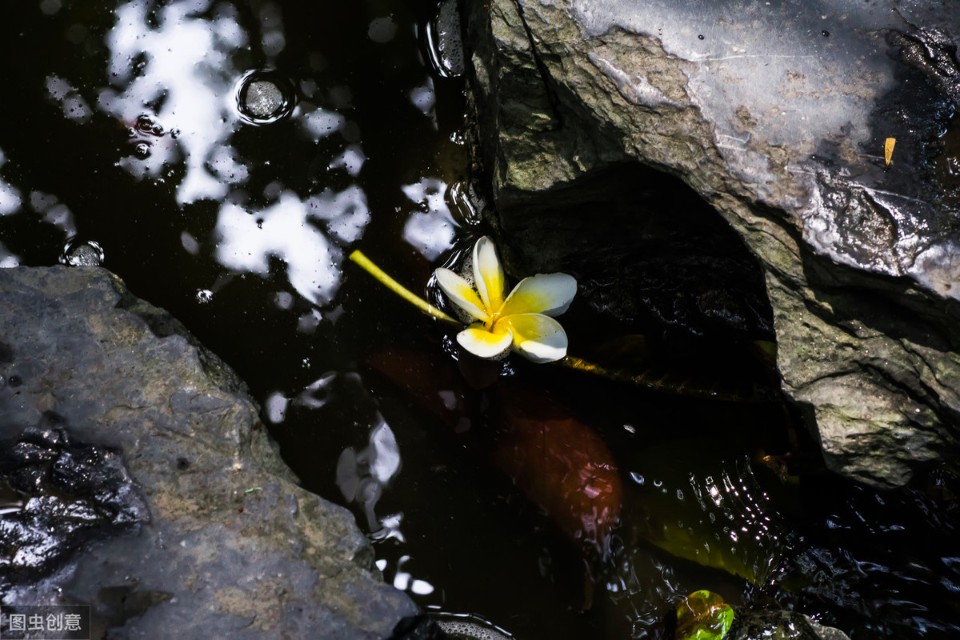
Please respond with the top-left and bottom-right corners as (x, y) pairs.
(675, 590), (734, 640)
(627, 444), (786, 584)
(492, 384), (623, 561)
(366, 349), (623, 575)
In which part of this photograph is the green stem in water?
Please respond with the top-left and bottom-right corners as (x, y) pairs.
(348, 250), (462, 328)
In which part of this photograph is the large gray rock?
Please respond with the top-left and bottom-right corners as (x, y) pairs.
(463, 0), (960, 486)
(0, 266), (418, 638)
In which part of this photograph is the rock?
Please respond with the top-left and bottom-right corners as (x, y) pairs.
(462, 0), (960, 486)
(731, 610), (851, 640)
(0, 266), (418, 638)
(429, 0), (466, 78)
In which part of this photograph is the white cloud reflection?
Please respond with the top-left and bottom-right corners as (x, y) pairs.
(102, 0), (245, 204)
(45, 75), (92, 123)
(95, 0), (372, 308)
(305, 185), (371, 244)
(0, 150), (22, 217)
(0, 240), (19, 267)
(402, 177), (457, 260)
(215, 192), (341, 306)
(215, 186), (370, 305)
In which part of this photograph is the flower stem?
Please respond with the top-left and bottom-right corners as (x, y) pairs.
(348, 250), (462, 327)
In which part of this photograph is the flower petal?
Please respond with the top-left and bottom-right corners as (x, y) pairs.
(457, 324), (514, 360)
(473, 236), (506, 313)
(500, 273), (577, 317)
(434, 268), (489, 323)
(500, 313), (568, 363)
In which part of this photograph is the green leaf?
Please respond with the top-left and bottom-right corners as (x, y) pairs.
(676, 590), (734, 640)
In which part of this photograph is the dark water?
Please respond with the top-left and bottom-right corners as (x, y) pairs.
(1, 2), (958, 639)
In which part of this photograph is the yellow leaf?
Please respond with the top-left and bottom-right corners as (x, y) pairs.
(884, 137), (896, 167)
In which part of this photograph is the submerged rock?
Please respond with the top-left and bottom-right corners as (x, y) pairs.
(0, 267), (417, 638)
(462, 0), (960, 486)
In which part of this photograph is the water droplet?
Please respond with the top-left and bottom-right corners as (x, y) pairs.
(60, 240), (104, 267)
(196, 289), (213, 304)
(235, 71), (296, 125)
(821, 30), (830, 37)
(698, 34), (705, 40)
(135, 114), (164, 136)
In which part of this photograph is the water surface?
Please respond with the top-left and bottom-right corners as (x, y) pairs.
(0, 2), (958, 639)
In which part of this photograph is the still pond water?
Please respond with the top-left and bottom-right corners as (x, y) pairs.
(1, 1), (958, 638)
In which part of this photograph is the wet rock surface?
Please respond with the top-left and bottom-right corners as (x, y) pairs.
(463, 0), (960, 486)
(0, 266), (418, 638)
(0, 423), (148, 585)
(731, 611), (851, 640)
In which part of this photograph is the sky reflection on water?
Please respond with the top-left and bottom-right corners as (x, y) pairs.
(0, 0), (472, 623)
(100, 0), (369, 305)
(0, 0), (466, 308)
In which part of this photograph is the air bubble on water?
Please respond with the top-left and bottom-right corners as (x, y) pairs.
(430, 613), (515, 640)
(60, 240), (104, 267)
(133, 142), (151, 159)
(135, 114), (164, 136)
(235, 70), (296, 125)
(196, 289), (214, 304)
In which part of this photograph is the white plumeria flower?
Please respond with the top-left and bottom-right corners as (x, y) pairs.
(434, 237), (577, 363)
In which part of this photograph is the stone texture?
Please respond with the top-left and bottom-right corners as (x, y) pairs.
(732, 611), (851, 640)
(0, 266), (418, 638)
(463, 0), (960, 486)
